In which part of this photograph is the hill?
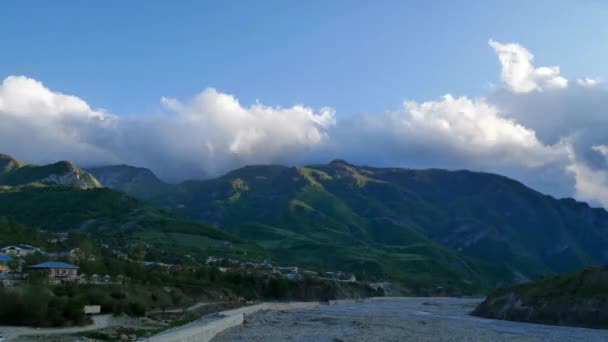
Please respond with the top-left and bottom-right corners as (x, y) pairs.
(0, 153), (25, 174)
(93, 159), (608, 290)
(0, 154), (265, 265)
(472, 266), (608, 328)
(0, 155), (101, 189)
(0, 186), (266, 264)
(86, 165), (171, 199)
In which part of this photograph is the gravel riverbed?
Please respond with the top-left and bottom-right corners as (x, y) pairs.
(212, 297), (608, 341)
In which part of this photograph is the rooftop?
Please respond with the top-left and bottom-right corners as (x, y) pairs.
(29, 262), (79, 269)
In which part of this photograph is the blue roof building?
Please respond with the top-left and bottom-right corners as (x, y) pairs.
(29, 262), (79, 269)
(0, 254), (12, 263)
(28, 262), (79, 284)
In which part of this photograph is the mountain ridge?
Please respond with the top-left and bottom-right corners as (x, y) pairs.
(5, 152), (608, 293)
(85, 157), (608, 287)
(0, 155), (101, 189)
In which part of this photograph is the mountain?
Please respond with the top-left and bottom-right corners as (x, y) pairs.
(94, 159), (608, 289)
(0, 186), (265, 263)
(0, 153), (265, 264)
(86, 165), (170, 199)
(0, 155), (101, 189)
(0, 153), (24, 175)
(473, 266), (608, 328)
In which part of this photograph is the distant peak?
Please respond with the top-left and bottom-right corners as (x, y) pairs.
(0, 153), (21, 164)
(0, 153), (24, 174)
(53, 160), (78, 171)
(329, 159), (353, 167)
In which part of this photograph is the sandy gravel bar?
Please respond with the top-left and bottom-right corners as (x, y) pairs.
(212, 297), (608, 342)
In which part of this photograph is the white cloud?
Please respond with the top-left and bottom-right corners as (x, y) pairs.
(567, 161), (608, 206)
(400, 95), (568, 167)
(568, 146), (608, 206)
(0, 76), (105, 118)
(592, 145), (608, 159)
(0, 76), (117, 166)
(577, 77), (600, 87)
(0, 76), (335, 180)
(489, 40), (568, 93)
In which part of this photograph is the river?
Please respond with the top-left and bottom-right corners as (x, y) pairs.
(212, 297), (608, 341)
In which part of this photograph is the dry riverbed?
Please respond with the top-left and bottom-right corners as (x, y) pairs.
(213, 297), (608, 341)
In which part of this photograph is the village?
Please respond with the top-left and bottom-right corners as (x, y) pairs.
(0, 242), (123, 288)
(0, 234), (358, 290)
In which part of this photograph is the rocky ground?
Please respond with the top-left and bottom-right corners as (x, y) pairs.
(213, 298), (608, 341)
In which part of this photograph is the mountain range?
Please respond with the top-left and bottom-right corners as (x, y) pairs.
(2, 152), (608, 293)
(87, 159), (608, 288)
(0, 154), (265, 264)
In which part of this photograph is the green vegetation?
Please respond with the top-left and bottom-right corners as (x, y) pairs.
(0, 285), (88, 326)
(0, 186), (266, 264)
(109, 160), (608, 292)
(0, 220), (377, 327)
(473, 266), (608, 328)
(86, 165), (171, 199)
(0, 155), (101, 189)
(5, 152), (608, 295)
(0, 153), (24, 175)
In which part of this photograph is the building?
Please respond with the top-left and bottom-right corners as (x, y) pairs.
(28, 262), (79, 284)
(0, 254), (12, 265)
(0, 245), (40, 257)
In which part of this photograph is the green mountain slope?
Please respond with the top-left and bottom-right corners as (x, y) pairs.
(0, 154), (265, 264)
(0, 153), (25, 175)
(0, 186), (265, 263)
(0, 156), (101, 189)
(95, 160), (608, 289)
(86, 165), (171, 199)
(473, 266), (608, 328)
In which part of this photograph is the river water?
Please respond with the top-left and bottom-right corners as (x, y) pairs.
(213, 297), (608, 341)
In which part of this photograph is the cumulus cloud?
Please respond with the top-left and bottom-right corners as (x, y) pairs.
(578, 77), (600, 87)
(593, 145), (608, 160)
(0, 76), (334, 180)
(0, 76), (117, 166)
(489, 39), (568, 93)
(0, 76), (105, 118)
(1, 39), (608, 207)
(332, 95), (570, 171)
(567, 161), (608, 207)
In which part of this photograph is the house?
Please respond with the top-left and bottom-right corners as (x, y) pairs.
(1, 246), (25, 256)
(0, 254), (12, 265)
(0, 245), (40, 257)
(28, 262), (79, 284)
(286, 273), (303, 280)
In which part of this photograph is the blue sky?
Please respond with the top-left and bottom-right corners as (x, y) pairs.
(1, 0), (606, 118)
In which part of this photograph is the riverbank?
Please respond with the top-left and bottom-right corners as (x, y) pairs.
(472, 266), (608, 329)
(144, 302), (321, 342)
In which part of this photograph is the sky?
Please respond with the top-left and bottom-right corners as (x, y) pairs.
(1, 1), (608, 207)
